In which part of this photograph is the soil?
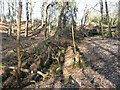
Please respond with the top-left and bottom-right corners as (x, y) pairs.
(0, 22), (120, 89)
(23, 37), (120, 89)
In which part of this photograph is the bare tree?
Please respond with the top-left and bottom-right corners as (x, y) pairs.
(99, 0), (103, 37)
(80, 5), (87, 29)
(118, 0), (120, 33)
(17, 0), (22, 83)
(70, 1), (77, 54)
(45, 3), (49, 39)
(41, 0), (46, 26)
(8, 0), (14, 35)
(8, 0), (12, 35)
(14, 0), (17, 21)
(29, 0), (34, 31)
(48, 7), (52, 34)
(80, 5), (89, 37)
(0, 1), (2, 22)
(105, 0), (112, 37)
(2, 0), (4, 22)
(118, 0), (120, 60)
(55, 2), (66, 38)
(71, 15), (76, 54)
(0, 0), (5, 22)
(25, 0), (29, 37)
(45, 2), (56, 39)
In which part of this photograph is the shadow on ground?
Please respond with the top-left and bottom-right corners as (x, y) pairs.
(79, 37), (120, 88)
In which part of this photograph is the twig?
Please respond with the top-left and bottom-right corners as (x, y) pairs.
(1, 65), (47, 79)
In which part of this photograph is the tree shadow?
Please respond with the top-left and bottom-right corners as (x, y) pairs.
(28, 28), (44, 38)
(80, 38), (120, 88)
(92, 41), (118, 57)
(51, 75), (80, 89)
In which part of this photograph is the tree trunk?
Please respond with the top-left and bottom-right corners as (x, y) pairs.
(45, 4), (48, 39)
(8, 0), (13, 36)
(14, 0), (17, 22)
(2, 0), (4, 22)
(118, 0), (120, 36)
(0, 0), (4, 22)
(99, 0), (103, 37)
(80, 5), (87, 35)
(45, 3), (54, 39)
(105, 0), (112, 37)
(72, 23), (76, 54)
(55, 2), (66, 38)
(0, 1), (1, 22)
(30, 0), (34, 31)
(48, 12), (51, 34)
(83, 11), (89, 26)
(17, 0), (22, 84)
(71, 7), (76, 54)
(118, 0), (120, 61)
(25, 0), (29, 37)
(41, 1), (45, 27)
(11, 0), (14, 34)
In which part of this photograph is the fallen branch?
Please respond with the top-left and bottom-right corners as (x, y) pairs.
(0, 66), (47, 79)
(2, 76), (15, 88)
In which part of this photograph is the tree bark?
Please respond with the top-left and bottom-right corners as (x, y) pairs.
(17, 0), (22, 84)
(45, 3), (55, 39)
(25, 0), (29, 37)
(30, 0), (34, 31)
(41, 0), (45, 27)
(118, 0), (120, 61)
(105, 0), (112, 37)
(99, 0), (103, 37)
(45, 4), (49, 39)
(2, 0), (4, 22)
(71, 2), (76, 54)
(0, 0), (4, 22)
(0, 1), (1, 22)
(8, 0), (13, 36)
(55, 2), (66, 38)
(72, 22), (76, 54)
(118, 0), (120, 36)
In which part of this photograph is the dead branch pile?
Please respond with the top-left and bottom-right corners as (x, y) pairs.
(2, 35), (83, 89)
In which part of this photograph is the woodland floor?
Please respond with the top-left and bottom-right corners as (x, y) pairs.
(0, 22), (120, 89)
(24, 37), (120, 89)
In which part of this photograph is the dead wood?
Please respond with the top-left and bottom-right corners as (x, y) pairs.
(1, 66), (47, 79)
